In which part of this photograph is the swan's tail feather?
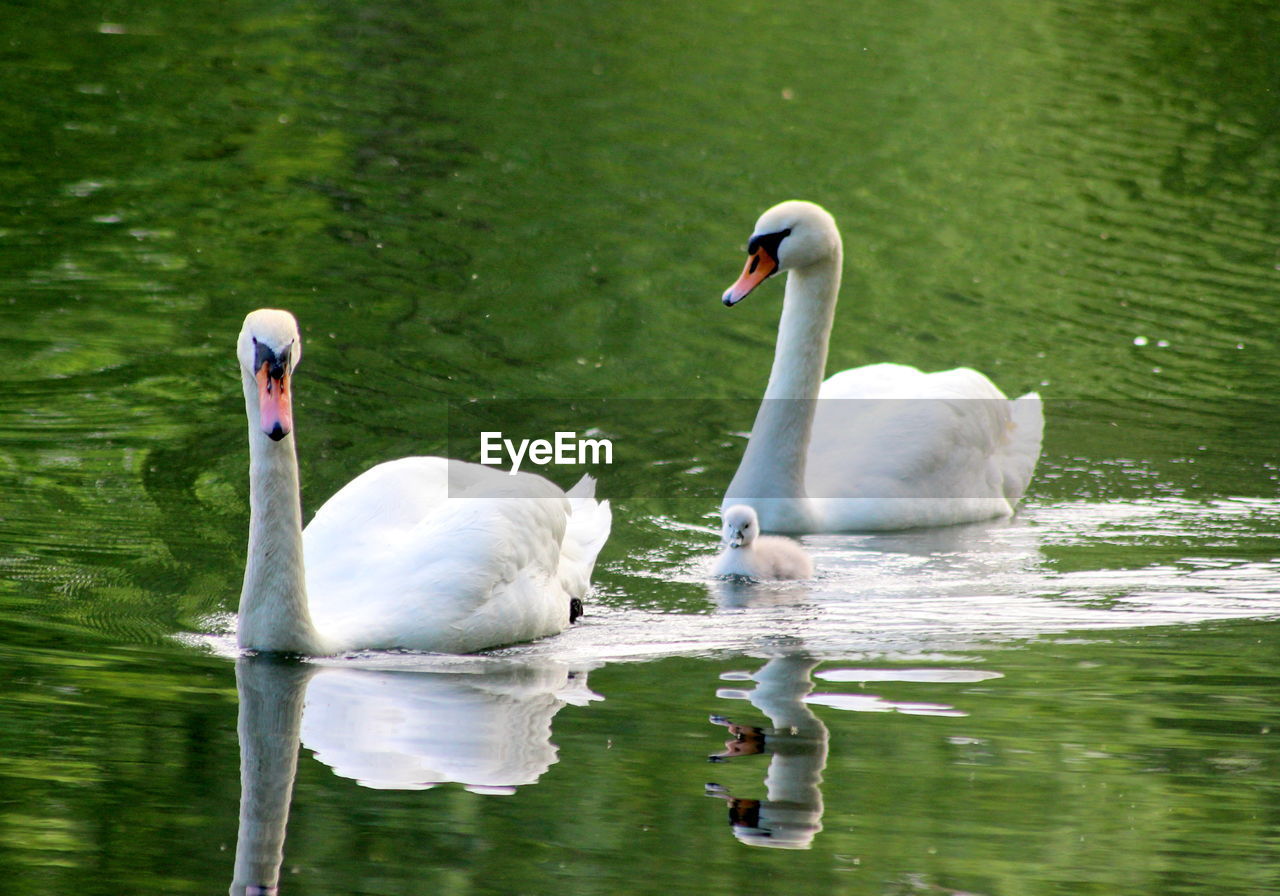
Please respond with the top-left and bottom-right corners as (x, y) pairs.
(1003, 392), (1044, 506)
(566, 475), (611, 561)
(567, 474), (597, 500)
(558, 476), (612, 598)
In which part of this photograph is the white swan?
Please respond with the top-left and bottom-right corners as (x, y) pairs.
(713, 505), (813, 580)
(721, 200), (1043, 533)
(235, 308), (612, 655)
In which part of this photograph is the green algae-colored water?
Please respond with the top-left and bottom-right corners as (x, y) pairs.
(1, 1), (1278, 893)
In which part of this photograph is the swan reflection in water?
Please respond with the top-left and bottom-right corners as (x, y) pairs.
(229, 654), (599, 895)
(705, 653), (1000, 849)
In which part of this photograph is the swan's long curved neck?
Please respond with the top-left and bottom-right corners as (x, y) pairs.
(238, 375), (325, 655)
(726, 249), (842, 523)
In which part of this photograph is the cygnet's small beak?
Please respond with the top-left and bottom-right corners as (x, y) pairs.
(723, 246), (778, 306)
(256, 357), (293, 441)
(727, 529), (745, 548)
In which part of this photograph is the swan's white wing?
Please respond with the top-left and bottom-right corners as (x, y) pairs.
(817, 363), (1004, 401)
(807, 365), (1042, 529)
(302, 458), (600, 653)
(816, 362), (943, 399)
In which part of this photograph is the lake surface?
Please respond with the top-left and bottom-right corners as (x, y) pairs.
(1, 0), (1279, 893)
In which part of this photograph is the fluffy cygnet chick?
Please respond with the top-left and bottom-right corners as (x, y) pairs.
(713, 504), (813, 580)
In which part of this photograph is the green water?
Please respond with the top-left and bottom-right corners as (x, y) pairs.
(2, 0), (1279, 893)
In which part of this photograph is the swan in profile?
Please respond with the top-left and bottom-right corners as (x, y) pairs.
(713, 505), (813, 580)
(235, 308), (612, 655)
(721, 200), (1043, 533)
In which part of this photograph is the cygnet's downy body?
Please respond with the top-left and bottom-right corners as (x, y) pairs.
(713, 505), (813, 581)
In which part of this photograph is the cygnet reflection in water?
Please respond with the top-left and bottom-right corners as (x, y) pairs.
(704, 655), (828, 849)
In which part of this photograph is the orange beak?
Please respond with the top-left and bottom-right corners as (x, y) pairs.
(722, 247), (779, 306)
(256, 361), (293, 441)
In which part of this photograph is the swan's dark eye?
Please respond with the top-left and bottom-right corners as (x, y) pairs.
(254, 340), (291, 380)
(746, 227), (792, 262)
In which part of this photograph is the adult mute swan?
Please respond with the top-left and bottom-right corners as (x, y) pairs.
(721, 200), (1043, 533)
(236, 309), (612, 655)
(713, 505), (813, 580)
